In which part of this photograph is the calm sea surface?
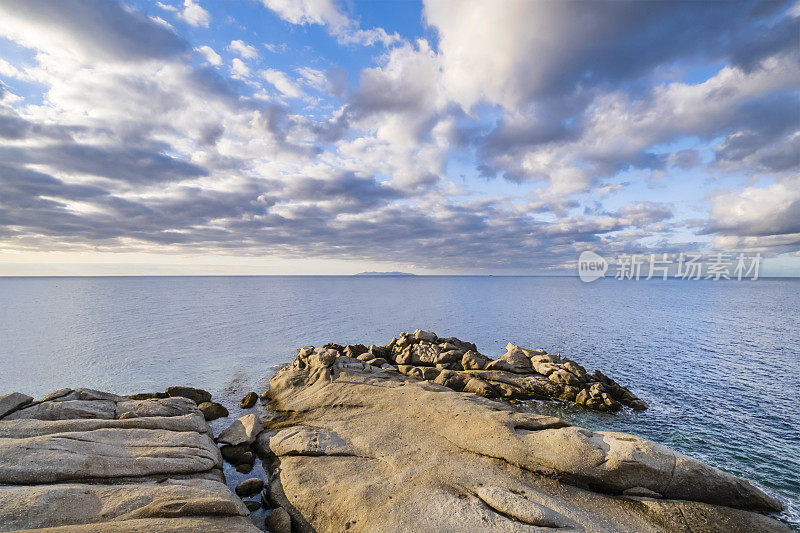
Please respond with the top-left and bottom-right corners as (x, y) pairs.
(1, 276), (798, 527)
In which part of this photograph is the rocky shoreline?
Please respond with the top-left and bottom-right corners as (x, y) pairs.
(315, 329), (648, 411)
(0, 331), (791, 532)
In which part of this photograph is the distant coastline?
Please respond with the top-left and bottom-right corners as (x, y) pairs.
(354, 271), (417, 276)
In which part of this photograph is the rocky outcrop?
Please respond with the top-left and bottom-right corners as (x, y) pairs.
(0, 392), (33, 418)
(300, 331), (647, 411)
(252, 345), (789, 533)
(0, 388), (259, 533)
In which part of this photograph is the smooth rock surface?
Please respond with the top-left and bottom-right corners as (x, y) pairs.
(0, 392), (33, 419)
(216, 413), (264, 446)
(0, 388), (259, 532)
(259, 348), (789, 533)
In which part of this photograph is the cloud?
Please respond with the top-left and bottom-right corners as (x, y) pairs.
(704, 177), (800, 238)
(156, 2), (178, 12)
(424, 0), (793, 109)
(259, 0), (400, 47)
(0, 0), (187, 62)
(196, 45), (222, 66)
(0, 0), (797, 270)
(230, 58), (251, 78)
(228, 40), (259, 59)
(261, 69), (304, 99)
(178, 0), (211, 28)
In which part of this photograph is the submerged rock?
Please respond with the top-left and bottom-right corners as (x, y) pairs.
(165, 386), (212, 405)
(256, 340), (788, 533)
(239, 392), (258, 409)
(235, 477), (264, 497)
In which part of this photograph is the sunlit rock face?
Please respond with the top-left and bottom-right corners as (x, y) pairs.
(254, 334), (788, 532)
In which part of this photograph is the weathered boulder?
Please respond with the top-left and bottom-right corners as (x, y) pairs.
(549, 368), (581, 385)
(198, 401), (229, 421)
(244, 499), (261, 512)
(412, 329), (437, 343)
(257, 350), (788, 533)
(236, 477), (265, 497)
(433, 349), (462, 365)
(266, 427), (353, 457)
(397, 365), (440, 381)
(461, 350), (491, 370)
(264, 507), (292, 533)
(217, 413), (264, 446)
(0, 479), (252, 530)
(116, 397), (202, 418)
(395, 343), (440, 366)
(165, 386), (212, 405)
(462, 377), (498, 397)
(0, 392), (33, 419)
(486, 349), (533, 373)
(125, 392), (169, 400)
(239, 392), (258, 409)
(221, 442), (255, 469)
(0, 427), (221, 484)
(3, 399), (116, 420)
(0, 413), (209, 439)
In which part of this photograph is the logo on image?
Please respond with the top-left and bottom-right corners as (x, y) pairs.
(578, 251), (608, 282)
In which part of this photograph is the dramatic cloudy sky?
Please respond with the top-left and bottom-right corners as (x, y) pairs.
(0, 0), (798, 275)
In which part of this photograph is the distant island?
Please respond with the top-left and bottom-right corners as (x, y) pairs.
(354, 271), (417, 276)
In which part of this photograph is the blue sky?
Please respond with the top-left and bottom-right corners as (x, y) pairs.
(0, 0), (798, 275)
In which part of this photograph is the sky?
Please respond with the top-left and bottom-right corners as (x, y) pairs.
(0, 0), (798, 276)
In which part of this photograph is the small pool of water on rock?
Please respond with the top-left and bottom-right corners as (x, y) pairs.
(1, 276), (798, 528)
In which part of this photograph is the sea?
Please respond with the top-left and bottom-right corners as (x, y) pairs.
(1, 275), (797, 528)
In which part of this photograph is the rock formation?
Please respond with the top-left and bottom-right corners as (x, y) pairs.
(0, 332), (790, 532)
(0, 387), (260, 532)
(249, 338), (789, 532)
(312, 330), (647, 411)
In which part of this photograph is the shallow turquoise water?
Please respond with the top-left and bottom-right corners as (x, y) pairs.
(0, 276), (797, 527)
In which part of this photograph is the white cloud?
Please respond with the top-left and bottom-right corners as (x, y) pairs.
(260, 0), (348, 27)
(150, 16), (174, 30)
(195, 45), (222, 66)
(261, 69), (304, 98)
(178, 0), (210, 28)
(707, 176), (800, 238)
(228, 40), (259, 59)
(296, 67), (327, 92)
(0, 58), (26, 79)
(156, 2), (178, 12)
(263, 42), (287, 54)
(259, 0), (399, 47)
(230, 58), (251, 77)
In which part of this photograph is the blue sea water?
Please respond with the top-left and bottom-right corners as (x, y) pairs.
(0, 275), (798, 527)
